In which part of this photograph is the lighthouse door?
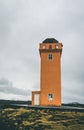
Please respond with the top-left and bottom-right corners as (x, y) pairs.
(34, 94), (40, 105)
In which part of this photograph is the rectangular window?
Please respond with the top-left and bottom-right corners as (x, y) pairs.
(55, 45), (58, 49)
(48, 54), (53, 60)
(49, 45), (52, 49)
(48, 93), (53, 101)
(43, 45), (46, 49)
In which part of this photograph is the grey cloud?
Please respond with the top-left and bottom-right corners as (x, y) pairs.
(62, 78), (84, 103)
(0, 78), (31, 96)
(0, 0), (84, 102)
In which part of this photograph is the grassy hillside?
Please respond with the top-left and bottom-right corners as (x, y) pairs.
(0, 107), (84, 130)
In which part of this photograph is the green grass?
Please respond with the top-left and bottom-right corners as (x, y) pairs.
(0, 108), (84, 130)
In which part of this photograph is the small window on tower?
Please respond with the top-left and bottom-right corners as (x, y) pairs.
(43, 45), (46, 49)
(49, 45), (52, 49)
(48, 93), (53, 101)
(48, 54), (53, 60)
(56, 45), (58, 49)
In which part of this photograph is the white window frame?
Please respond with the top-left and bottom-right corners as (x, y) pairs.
(48, 93), (53, 101)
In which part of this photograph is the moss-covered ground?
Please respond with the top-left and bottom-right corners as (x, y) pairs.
(0, 107), (84, 130)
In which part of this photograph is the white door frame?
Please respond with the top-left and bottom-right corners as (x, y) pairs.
(34, 94), (40, 105)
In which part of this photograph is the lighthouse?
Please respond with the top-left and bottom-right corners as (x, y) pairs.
(32, 38), (63, 106)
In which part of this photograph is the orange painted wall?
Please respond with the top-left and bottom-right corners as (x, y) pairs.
(39, 43), (62, 106)
(32, 41), (63, 106)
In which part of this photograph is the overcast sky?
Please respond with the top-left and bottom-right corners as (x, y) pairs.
(0, 0), (84, 103)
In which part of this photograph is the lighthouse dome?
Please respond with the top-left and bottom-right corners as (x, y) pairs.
(42, 38), (58, 43)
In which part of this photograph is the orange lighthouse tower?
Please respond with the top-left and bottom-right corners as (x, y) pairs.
(32, 38), (63, 106)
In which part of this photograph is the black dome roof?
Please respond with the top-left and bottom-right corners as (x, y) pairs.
(42, 38), (58, 43)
